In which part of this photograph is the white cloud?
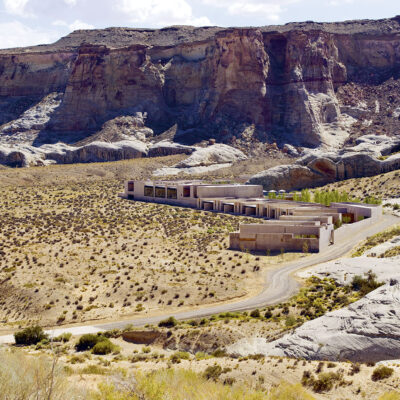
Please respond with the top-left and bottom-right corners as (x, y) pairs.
(64, 0), (77, 5)
(201, 0), (300, 21)
(117, 0), (211, 26)
(68, 19), (94, 30)
(3, 0), (30, 16)
(52, 19), (94, 31)
(0, 20), (56, 49)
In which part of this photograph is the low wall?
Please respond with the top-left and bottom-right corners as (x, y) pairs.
(132, 195), (197, 208)
(333, 217), (375, 243)
(229, 232), (319, 252)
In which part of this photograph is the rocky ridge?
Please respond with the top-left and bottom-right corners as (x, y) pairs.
(248, 135), (400, 190)
(0, 17), (400, 167)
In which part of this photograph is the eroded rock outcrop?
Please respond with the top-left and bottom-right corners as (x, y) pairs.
(153, 143), (246, 176)
(248, 135), (400, 190)
(0, 17), (400, 160)
(228, 281), (400, 362)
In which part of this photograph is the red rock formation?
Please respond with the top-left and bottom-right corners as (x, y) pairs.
(0, 17), (400, 148)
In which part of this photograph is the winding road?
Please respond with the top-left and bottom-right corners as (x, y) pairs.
(1, 213), (399, 343)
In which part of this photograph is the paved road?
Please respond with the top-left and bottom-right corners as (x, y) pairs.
(1, 214), (398, 343)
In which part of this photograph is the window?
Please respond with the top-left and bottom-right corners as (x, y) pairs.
(183, 186), (191, 197)
(144, 185), (154, 197)
(167, 187), (177, 199)
(155, 186), (166, 198)
(128, 181), (134, 191)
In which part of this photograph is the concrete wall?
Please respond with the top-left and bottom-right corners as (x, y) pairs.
(229, 232), (320, 252)
(229, 222), (333, 253)
(332, 216), (376, 243)
(330, 202), (383, 220)
(197, 185), (263, 199)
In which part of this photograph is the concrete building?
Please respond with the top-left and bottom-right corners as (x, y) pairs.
(121, 180), (383, 253)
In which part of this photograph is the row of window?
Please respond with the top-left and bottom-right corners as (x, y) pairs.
(144, 186), (178, 199)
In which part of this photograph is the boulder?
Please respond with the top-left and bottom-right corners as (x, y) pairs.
(248, 164), (330, 191)
(174, 144), (247, 168)
(248, 136), (400, 191)
(148, 141), (195, 157)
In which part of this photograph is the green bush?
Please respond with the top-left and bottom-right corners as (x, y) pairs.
(92, 339), (118, 355)
(351, 271), (383, 296)
(170, 351), (190, 364)
(53, 332), (72, 343)
(264, 310), (273, 319)
(158, 316), (178, 328)
(250, 309), (260, 318)
(203, 365), (223, 381)
(76, 334), (107, 352)
(14, 326), (48, 345)
(372, 366), (394, 381)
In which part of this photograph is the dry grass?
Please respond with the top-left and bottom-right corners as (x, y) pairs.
(0, 156), (300, 329)
(320, 170), (400, 200)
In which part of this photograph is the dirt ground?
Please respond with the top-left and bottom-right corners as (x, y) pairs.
(0, 156), (302, 330)
(320, 169), (400, 200)
(13, 328), (400, 400)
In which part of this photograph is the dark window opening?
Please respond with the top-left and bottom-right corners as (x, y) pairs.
(167, 188), (177, 199)
(155, 186), (166, 198)
(183, 186), (191, 197)
(144, 186), (154, 197)
(128, 182), (134, 191)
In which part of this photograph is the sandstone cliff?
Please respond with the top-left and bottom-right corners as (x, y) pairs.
(0, 17), (400, 166)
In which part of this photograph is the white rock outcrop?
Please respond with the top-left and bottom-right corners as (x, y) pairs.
(228, 255), (400, 362)
(175, 144), (247, 168)
(153, 144), (247, 176)
(228, 280), (400, 362)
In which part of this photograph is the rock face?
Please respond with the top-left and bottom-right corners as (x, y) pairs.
(248, 135), (400, 190)
(0, 17), (400, 159)
(0, 140), (148, 167)
(153, 143), (246, 176)
(228, 282), (400, 362)
(228, 256), (400, 362)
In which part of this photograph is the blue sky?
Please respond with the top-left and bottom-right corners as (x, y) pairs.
(0, 0), (398, 49)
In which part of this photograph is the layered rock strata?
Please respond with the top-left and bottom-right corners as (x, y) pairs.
(0, 16), (400, 164)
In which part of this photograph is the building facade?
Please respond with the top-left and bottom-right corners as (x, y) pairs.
(121, 180), (383, 253)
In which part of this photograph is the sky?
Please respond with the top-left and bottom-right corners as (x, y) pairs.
(0, 0), (398, 49)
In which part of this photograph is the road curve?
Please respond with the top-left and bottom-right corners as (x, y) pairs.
(95, 214), (399, 330)
(1, 214), (398, 343)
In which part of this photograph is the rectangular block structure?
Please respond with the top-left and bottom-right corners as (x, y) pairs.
(120, 180), (383, 253)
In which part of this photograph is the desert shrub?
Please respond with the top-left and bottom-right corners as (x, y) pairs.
(14, 325), (48, 345)
(91, 368), (269, 400)
(250, 309), (260, 318)
(80, 364), (108, 375)
(158, 316), (178, 328)
(302, 371), (343, 393)
(76, 334), (107, 352)
(371, 366), (394, 381)
(212, 348), (227, 358)
(269, 382), (315, 400)
(53, 332), (72, 343)
(349, 362), (360, 375)
(0, 350), (83, 399)
(264, 310), (273, 319)
(170, 351), (190, 364)
(379, 392), (400, 400)
(103, 329), (122, 338)
(92, 339), (119, 355)
(203, 365), (223, 381)
(351, 271), (383, 296)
